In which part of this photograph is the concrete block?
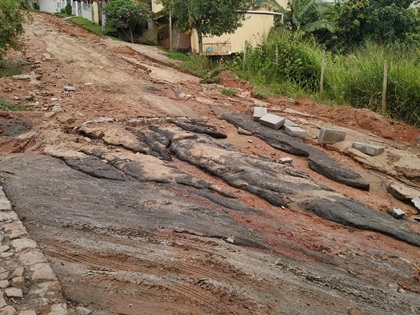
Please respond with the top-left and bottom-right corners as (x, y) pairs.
(352, 142), (385, 156)
(259, 114), (285, 129)
(284, 119), (299, 127)
(388, 208), (405, 219)
(284, 125), (307, 139)
(318, 128), (346, 144)
(253, 107), (268, 121)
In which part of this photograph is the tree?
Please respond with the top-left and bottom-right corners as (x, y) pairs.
(0, 0), (26, 59)
(335, 0), (418, 49)
(367, 0), (417, 44)
(164, 0), (252, 54)
(103, 0), (153, 43)
(262, 0), (336, 33)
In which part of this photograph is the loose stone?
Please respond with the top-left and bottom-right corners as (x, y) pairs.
(11, 239), (38, 252)
(0, 280), (9, 289)
(0, 306), (17, 315)
(5, 287), (23, 298)
(30, 263), (57, 281)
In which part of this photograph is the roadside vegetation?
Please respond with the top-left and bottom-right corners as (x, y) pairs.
(166, 0), (420, 127)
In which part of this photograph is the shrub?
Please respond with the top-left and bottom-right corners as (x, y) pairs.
(0, 0), (25, 59)
(103, 0), (153, 43)
(60, 1), (72, 15)
(238, 29), (322, 94)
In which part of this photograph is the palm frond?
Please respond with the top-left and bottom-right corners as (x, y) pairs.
(302, 20), (336, 33)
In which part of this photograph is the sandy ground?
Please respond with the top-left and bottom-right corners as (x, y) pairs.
(0, 12), (419, 315)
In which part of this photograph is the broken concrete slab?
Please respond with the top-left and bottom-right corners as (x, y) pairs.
(253, 107), (268, 121)
(318, 128), (346, 144)
(284, 125), (307, 139)
(259, 114), (285, 130)
(387, 181), (420, 206)
(388, 208), (405, 219)
(352, 142), (385, 156)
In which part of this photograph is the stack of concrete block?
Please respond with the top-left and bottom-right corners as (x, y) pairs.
(259, 114), (285, 129)
(253, 107), (307, 139)
(253, 107), (268, 121)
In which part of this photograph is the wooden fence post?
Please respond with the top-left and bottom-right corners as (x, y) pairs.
(320, 50), (326, 98)
(275, 44), (279, 66)
(382, 60), (388, 116)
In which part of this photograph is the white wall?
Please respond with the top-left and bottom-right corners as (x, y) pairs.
(38, 0), (66, 13)
(81, 1), (93, 21)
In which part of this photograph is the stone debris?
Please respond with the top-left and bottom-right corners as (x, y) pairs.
(279, 157), (293, 164)
(94, 117), (114, 123)
(318, 128), (346, 144)
(5, 287), (23, 298)
(12, 74), (31, 80)
(352, 142), (385, 156)
(253, 107), (268, 121)
(64, 86), (76, 92)
(387, 181), (420, 207)
(388, 208), (405, 219)
(284, 125), (307, 139)
(75, 306), (92, 315)
(0, 186), (68, 314)
(412, 197), (420, 211)
(259, 114), (285, 130)
(237, 127), (253, 136)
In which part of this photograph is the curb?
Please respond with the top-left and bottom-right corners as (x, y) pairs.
(0, 186), (68, 315)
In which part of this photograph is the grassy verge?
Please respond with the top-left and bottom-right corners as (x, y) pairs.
(164, 32), (419, 126)
(55, 13), (118, 39)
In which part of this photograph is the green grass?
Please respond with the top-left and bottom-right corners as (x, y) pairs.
(0, 96), (26, 111)
(0, 59), (21, 78)
(162, 31), (420, 126)
(165, 50), (190, 61)
(55, 13), (118, 39)
(221, 88), (235, 97)
(70, 16), (106, 34)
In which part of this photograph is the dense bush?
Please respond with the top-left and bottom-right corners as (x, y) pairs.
(0, 0), (25, 59)
(237, 30), (321, 94)
(103, 0), (152, 43)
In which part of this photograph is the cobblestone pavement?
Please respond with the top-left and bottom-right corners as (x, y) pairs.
(0, 186), (68, 315)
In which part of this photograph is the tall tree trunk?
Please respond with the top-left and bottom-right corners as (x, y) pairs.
(197, 30), (203, 55)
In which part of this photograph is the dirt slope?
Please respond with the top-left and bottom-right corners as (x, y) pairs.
(0, 13), (419, 315)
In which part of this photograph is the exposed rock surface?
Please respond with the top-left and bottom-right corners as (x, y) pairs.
(223, 114), (370, 190)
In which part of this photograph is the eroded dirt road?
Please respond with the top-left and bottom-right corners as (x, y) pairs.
(1, 13), (420, 315)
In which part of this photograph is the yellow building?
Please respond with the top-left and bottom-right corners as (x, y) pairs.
(191, 1), (288, 55)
